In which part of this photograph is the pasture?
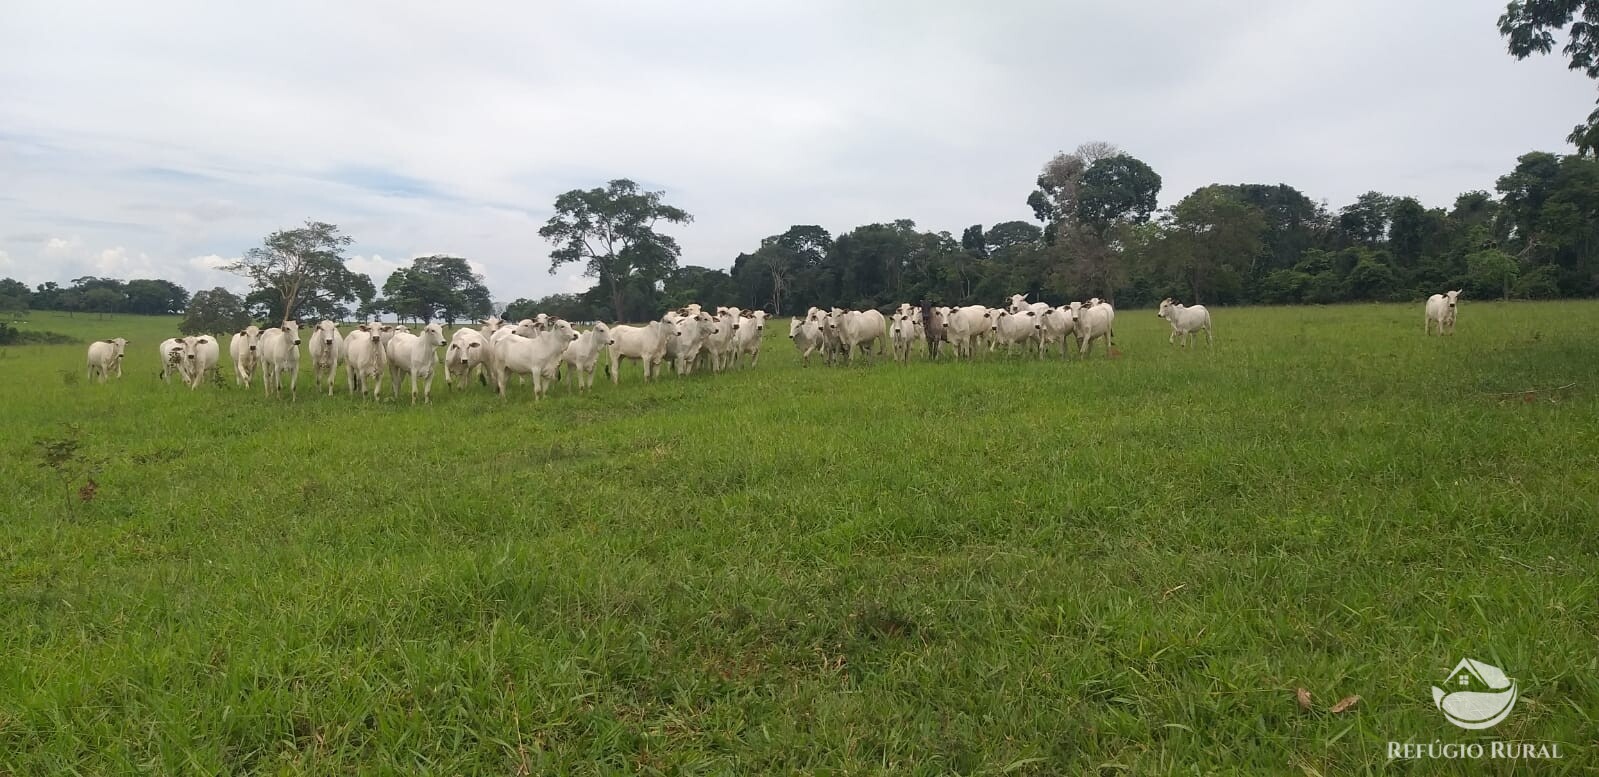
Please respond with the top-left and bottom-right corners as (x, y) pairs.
(2, 302), (1596, 774)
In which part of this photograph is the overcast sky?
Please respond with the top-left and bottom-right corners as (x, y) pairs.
(2, 0), (1592, 303)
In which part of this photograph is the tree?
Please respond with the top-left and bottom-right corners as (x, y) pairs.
(731, 225), (834, 314)
(1499, 0), (1599, 152)
(0, 278), (29, 317)
(1162, 186), (1266, 302)
(984, 221), (1043, 256)
(1026, 141), (1122, 230)
(180, 288), (251, 335)
(960, 224), (987, 258)
(82, 287), (125, 318)
(122, 278), (189, 315)
(1467, 249), (1520, 299)
(1344, 253), (1401, 301)
(379, 255), (490, 323)
(1076, 154), (1163, 233)
(663, 266), (736, 311)
(1336, 191), (1393, 246)
(228, 221), (358, 322)
(539, 179), (693, 321)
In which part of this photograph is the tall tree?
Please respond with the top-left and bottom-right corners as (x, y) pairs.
(1076, 154), (1163, 233)
(0, 278), (30, 316)
(381, 255), (491, 323)
(1336, 192), (1394, 246)
(228, 221), (358, 322)
(1499, 0), (1599, 152)
(1162, 186), (1266, 302)
(122, 278), (189, 315)
(180, 288), (251, 335)
(539, 179), (693, 321)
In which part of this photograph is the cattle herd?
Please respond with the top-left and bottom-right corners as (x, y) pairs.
(78, 291), (1464, 400)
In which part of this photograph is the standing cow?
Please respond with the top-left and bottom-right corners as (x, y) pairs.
(1425, 290), (1462, 335)
(307, 320), (344, 395)
(86, 338), (128, 383)
(1156, 298), (1213, 347)
(229, 325), (263, 388)
(182, 335), (221, 388)
(258, 321), (303, 400)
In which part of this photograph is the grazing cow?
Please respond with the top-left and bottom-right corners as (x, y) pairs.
(228, 325), (263, 387)
(493, 320), (578, 399)
(1425, 290), (1462, 335)
(86, 338), (127, 383)
(445, 328), (488, 389)
(1077, 300), (1116, 358)
(559, 322), (609, 391)
(308, 320), (344, 395)
(258, 321), (303, 399)
(179, 335), (221, 388)
(386, 323), (448, 404)
(668, 312), (717, 375)
(344, 323), (388, 399)
(889, 313), (918, 363)
(606, 321), (669, 383)
(920, 300), (945, 359)
(159, 338), (189, 383)
(733, 310), (767, 367)
(789, 315), (827, 366)
(992, 309), (1044, 355)
(1157, 298), (1213, 347)
(944, 305), (991, 359)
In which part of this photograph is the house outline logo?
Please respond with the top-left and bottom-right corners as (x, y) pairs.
(1432, 657), (1517, 730)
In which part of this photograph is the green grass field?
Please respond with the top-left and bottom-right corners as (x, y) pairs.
(2, 303), (1596, 774)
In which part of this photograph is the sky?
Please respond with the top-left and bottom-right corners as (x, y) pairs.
(1, 0), (1593, 304)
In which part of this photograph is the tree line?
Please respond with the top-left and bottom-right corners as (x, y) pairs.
(7, 144), (1599, 332)
(513, 145), (1599, 321)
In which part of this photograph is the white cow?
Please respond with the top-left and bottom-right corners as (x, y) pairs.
(889, 312), (918, 363)
(991, 309), (1044, 355)
(733, 310), (767, 367)
(493, 320), (578, 399)
(1425, 290), (1462, 335)
(258, 321), (303, 399)
(86, 338), (127, 383)
(1039, 304), (1082, 358)
(789, 315), (827, 366)
(444, 328), (488, 389)
(668, 312), (717, 375)
(702, 308), (738, 372)
(181, 335), (221, 388)
(308, 320), (344, 395)
(159, 338), (189, 383)
(344, 323), (388, 399)
(605, 321), (669, 383)
(1077, 300), (1116, 358)
(835, 309), (887, 363)
(1006, 293), (1050, 315)
(944, 305), (992, 359)
(1157, 298), (1213, 347)
(559, 322), (609, 391)
(228, 325), (263, 388)
(386, 322), (448, 404)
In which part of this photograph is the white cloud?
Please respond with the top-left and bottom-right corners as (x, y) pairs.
(0, 0), (1593, 302)
(45, 236), (82, 255)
